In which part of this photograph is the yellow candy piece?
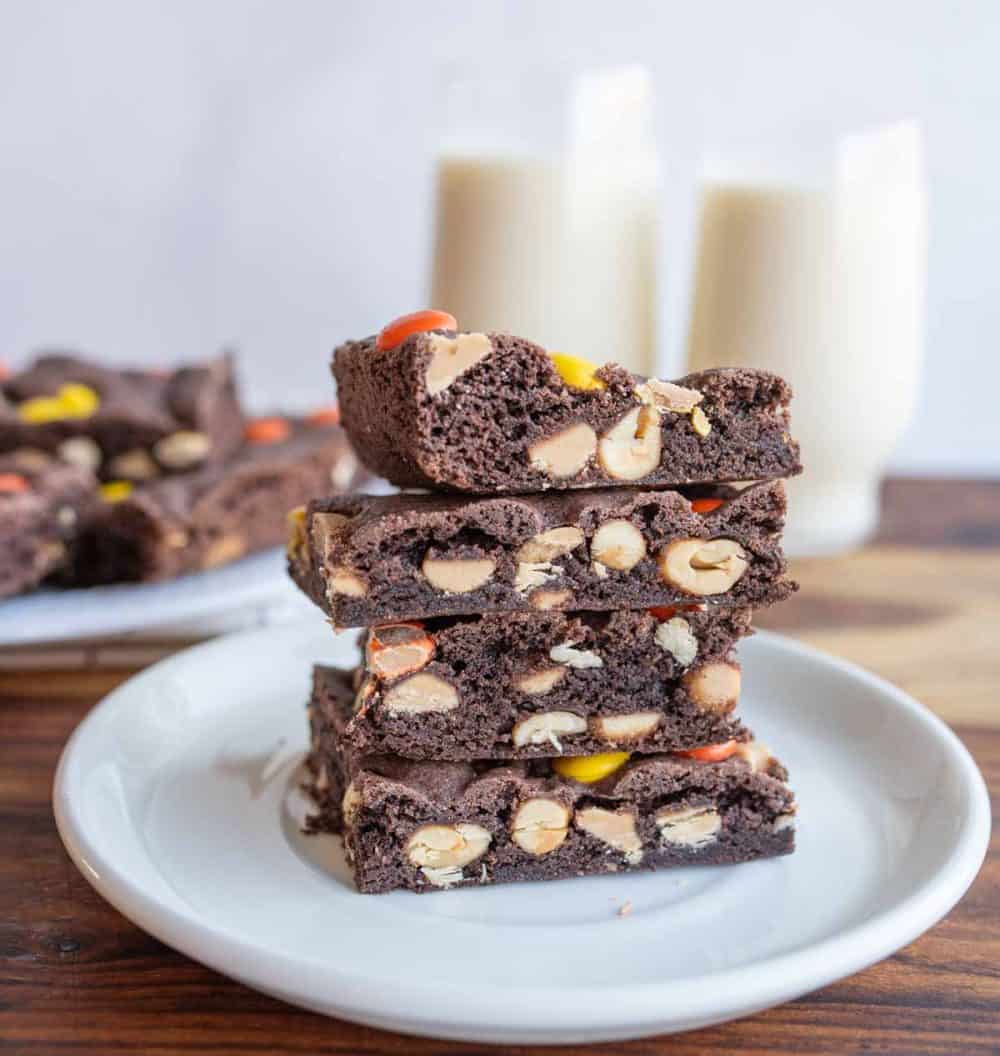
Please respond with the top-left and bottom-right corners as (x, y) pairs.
(548, 352), (607, 391)
(100, 480), (133, 503)
(17, 382), (100, 423)
(552, 751), (630, 784)
(17, 396), (67, 424)
(57, 383), (100, 419)
(286, 505), (307, 557)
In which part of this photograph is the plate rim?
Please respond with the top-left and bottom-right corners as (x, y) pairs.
(52, 624), (992, 1042)
(0, 547), (292, 646)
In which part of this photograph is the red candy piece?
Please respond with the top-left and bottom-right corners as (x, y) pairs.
(0, 361), (10, 381)
(245, 417), (290, 444)
(676, 740), (739, 763)
(0, 473), (30, 494)
(307, 405), (340, 427)
(648, 604), (702, 621)
(376, 310), (457, 352)
(691, 497), (724, 514)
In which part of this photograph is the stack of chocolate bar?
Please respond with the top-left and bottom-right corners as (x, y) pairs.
(0, 352), (366, 596)
(290, 312), (802, 894)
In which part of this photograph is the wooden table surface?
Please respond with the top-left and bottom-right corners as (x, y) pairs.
(1, 478), (997, 1055)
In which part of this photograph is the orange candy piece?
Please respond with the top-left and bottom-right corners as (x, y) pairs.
(0, 473), (29, 494)
(376, 310), (457, 352)
(245, 417), (290, 444)
(690, 497), (724, 514)
(307, 405), (340, 427)
(676, 740), (739, 763)
(368, 620), (426, 652)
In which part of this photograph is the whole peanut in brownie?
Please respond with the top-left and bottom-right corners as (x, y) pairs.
(333, 328), (800, 492)
(306, 671), (796, 894)
(0, 451), (96, 598)
(71, 415), (366, 584)
(290, 480), (794, 626)
(0, 352), (244, 481)
(320, 606), (753, 760)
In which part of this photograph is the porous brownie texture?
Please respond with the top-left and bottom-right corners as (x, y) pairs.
(71, 418), (366, 584)
(320, 606), (752, 759)
(0, 451), (95, 597)
(306, 671), (795, 894)
(333, 329), (800, 492)
(0, 352), (244, 480)
(290, 480), (794, 626)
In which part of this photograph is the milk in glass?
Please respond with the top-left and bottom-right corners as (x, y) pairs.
(430, 67), (660, 374)
(686, 123), (927, 554)
(431, 155), (570, 350)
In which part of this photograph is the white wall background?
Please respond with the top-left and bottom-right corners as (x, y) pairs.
(1, 0), (997, 474)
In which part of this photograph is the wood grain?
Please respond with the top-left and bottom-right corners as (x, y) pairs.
(758, 545), (1000, 726)
(0, 690), (996, 1056)
(0, 477), (998, 1054)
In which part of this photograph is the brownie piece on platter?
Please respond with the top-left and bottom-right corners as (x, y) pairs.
(0, 450), (95, 598)
(72, 413), (365, 584)
(0, 352), (244, 481)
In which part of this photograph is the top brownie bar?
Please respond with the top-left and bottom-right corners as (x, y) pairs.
(333, 328), (800, 492)
(0, 352), (243, 481)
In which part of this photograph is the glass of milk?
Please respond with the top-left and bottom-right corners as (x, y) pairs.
(685, 122), (928, 555)
(429, 65), (661, 375)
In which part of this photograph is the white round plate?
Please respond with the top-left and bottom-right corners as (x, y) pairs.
(54, 623), (990, 1044)
(0, 548), (297, 645)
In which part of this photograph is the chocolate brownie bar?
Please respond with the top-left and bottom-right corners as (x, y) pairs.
(321, 606), (753, 760)
(290, 480), (794, 626)
(0, 450), (95, 597)
(306, 670), (796, 894)
(0, 352), (243, 481)
(333, 328), (800, 492)
(71, 415), (366, 584)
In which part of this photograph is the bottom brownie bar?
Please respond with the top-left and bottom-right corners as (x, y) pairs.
(306, 671), (796, 895)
